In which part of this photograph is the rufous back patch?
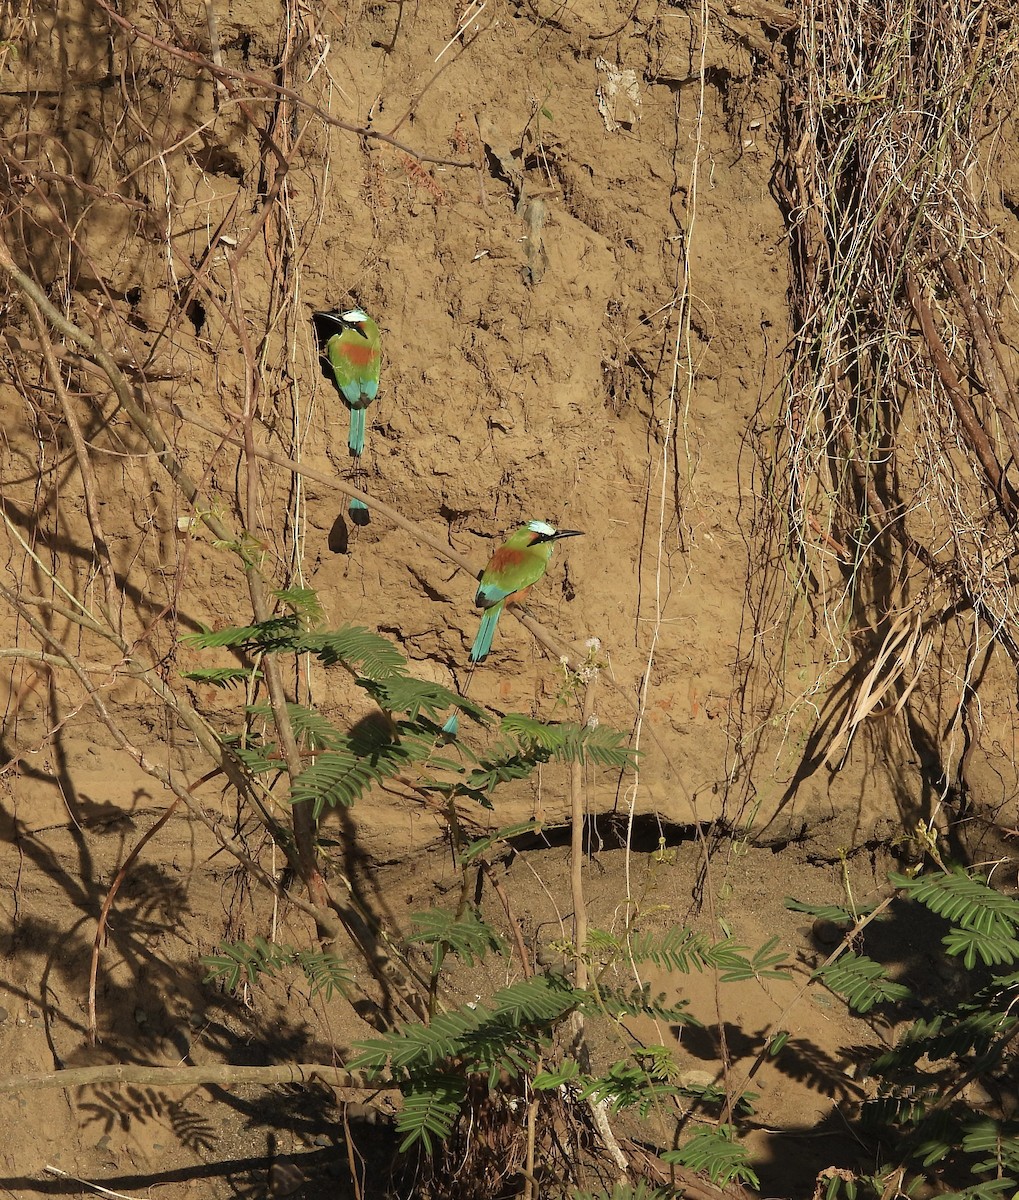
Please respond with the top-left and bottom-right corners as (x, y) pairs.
(339, 342), (378, 368)
(488, 547), (527, 572)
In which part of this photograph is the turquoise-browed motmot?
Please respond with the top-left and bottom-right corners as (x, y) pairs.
(443, 520), (582, 734)
(312, 308), (381, 514)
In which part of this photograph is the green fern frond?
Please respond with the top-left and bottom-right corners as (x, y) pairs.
(360, 675), (488, 723)
(500, 713), (635, 768)
(289, 723), (433, 816)
(861, 1092), (934, 1131)
(588, 982), (700, 1025)
(294, 950), (355, 1000)
(785, 897), (878, 923)
(273, 586), (323, 626)
(489, 974), (583, 1024)
(183, 616), (300, 650)
(225, 742), (282, 774)
(935, 1182), (1018, 1200)
(299, 626), (406, 678)
(573, 1183), (682, 1200)
(396, 1073), (466, 1154)
(713, 934), (792, 982)
(181, 666), (258, 688)
(289, 749), (387, 813)
(627, 927), (713, 972)
(351, 974), (582, 1083)
(201, 935), (283, 991)
(244, 702), (347, 752)
(625, 928), (787, 982)
(663, 1124), (760, 1189)
(943, 926), (1019, 969)
(429, 746), (542, 808)
(457, 821), (542, 864)
(408, 906), (508, 971)
(201, 937), (350, 999)
(814, 952), (911, 1012)
(533, 1059), (583, 1090)
(578, 1060), (683, 1117)
(678, 1077), (758, 1116)
(893, 871), (1019, 937)
(873, 1002), (1016, 1076)
(282, 703), (348, 751)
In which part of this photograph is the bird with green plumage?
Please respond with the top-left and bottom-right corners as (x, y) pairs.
(442, 520), (583, 734)
(312, 308), (381, 514)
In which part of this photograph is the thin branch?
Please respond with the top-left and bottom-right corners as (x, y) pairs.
(23, 296), (122, 632)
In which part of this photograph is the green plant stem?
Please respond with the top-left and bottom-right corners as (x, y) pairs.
(571, 680), (595, 992)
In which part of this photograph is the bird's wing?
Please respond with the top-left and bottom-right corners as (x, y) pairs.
(475, 546), (545, 608)
(325, 335), (366, 406)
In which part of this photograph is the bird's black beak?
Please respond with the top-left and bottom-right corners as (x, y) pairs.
(553, 529), (583, 540)
(311, 310), (344, 341)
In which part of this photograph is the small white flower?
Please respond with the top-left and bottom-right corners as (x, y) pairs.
(584, 636), (601, 652)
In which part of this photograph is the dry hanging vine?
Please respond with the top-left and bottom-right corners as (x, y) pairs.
(766, 0), (1019, 787)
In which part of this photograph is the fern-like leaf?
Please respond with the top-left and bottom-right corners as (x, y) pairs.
(533, 1059), (583, 1090)
(299, 626), (406, 678)
(588, 982), (700, 1025)
(274, 586), (323, 626)
(201, 936), (349, 999)
(626, 927), (713, 973)
(396, 1073), (466, 1154)
(289, 749), (385, 813)
(500, 714), (636, 768)
(182, 666), (258, 688)
(289, 723), (432, 816)
(408, 905), (508, 971)
(457, 821), (542, 864)
(663, 1124), (760, 1188)
(573, 1185), (681, 1200)
(893, 871), (1019, 937)
(272, 703), (348, 751)
(943, 926), (1019, 969)
(489, 974), (583, 1024)
(294, 950), (355, 1000)
(578, 1060), (683, 1117)
(935, 1183), (1018, 1200)
(359, 676), (488, 724)
(785, 897), (878, 923)
(814, 952), (911, 1012)
(186, 615), (303, 651)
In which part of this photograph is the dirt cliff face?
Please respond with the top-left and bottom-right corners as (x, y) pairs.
(2, 0), (1019, 1194)
(0, 0), (803, 844)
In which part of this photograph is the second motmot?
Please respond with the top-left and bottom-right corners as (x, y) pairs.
(312, 307), (381, 514)
(441, 520), (583, 734)
(443, 520), (582, 735)
(465, 520), (583, 662)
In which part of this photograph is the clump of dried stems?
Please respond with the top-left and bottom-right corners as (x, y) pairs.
(765, 0), (1019, 786)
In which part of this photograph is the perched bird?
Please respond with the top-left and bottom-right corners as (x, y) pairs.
(312, 308), (381, 514)
(466, 520), (583, 662)
(443, 520), (582, 734)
